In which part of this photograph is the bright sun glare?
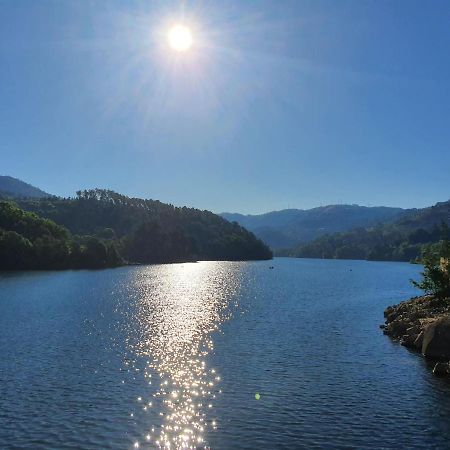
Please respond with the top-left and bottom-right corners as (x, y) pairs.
(168, 25), (193, 52)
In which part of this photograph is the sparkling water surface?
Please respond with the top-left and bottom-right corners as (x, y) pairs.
(1, 258), (450, 449)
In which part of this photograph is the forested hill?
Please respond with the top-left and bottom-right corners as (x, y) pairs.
(0, 201), (122, 270)
(0, 175), (51, 199)
(8, 189), (271, 269)
(221, 205), (407, 249)
(285, 199), (450, 262)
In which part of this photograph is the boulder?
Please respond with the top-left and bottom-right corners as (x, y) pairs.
(401, 326), (422, 349)
(401, 333), (417, 348)
(433, 362), (450, 376)
(422, 318), (450, 359)
(386, 311), (399, 323)
(414, 331), (424, 350)
(384, 318), (412, 338)
(384, 306), (396, 319)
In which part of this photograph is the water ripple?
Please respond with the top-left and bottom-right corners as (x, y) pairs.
(121, 262), (243, 448)
(3, 260), (450, 449)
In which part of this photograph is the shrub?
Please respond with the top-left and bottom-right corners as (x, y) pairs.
(412, 239), (450, 301)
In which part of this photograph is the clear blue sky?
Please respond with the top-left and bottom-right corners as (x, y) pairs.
(1, 1), (449, 214)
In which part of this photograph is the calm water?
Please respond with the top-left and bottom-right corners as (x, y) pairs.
(1, 258), (450, 449)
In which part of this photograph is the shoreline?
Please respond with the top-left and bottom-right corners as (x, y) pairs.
(382, 295), (450, 376)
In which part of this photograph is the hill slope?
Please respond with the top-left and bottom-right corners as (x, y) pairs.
(14, 189), (272, 265)
(287, 199), (450, 262)
(0, 201), (122, 270)
(0, 175), (51, 199)
(221, 205), (407, 249)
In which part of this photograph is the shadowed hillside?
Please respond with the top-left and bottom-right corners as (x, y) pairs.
(11, 189), (272, 267)
(0, 201), (122, 270)
(0, 176), (51, 199)
(221, 205), (407, 249)
(286, 199), (450, 262)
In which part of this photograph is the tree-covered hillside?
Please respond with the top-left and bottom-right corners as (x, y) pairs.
(0, 201), (122, 270)
(286, 200), (450, 262)
(221, 204), (407, 250)
(12, 189), (272, 266)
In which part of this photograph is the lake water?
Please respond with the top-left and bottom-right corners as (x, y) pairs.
(1, 258), (450, 449)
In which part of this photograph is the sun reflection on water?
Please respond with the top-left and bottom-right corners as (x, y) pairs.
(129, 261), (242, 448)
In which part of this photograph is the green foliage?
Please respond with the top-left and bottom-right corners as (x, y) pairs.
(2, 189), (271, 270)
(411, 238), (450, 300)
(288, 207), (450, 262)
(0, 201), (122, 270)
(0, 230), (33, 269)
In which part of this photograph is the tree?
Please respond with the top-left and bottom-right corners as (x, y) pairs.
(6, 191), (273, 268)
(411, 238), (450, 301)
(0, 230), (33, 269)
(83, 237), (108, 268)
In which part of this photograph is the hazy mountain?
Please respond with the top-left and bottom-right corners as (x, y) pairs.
(0, 175), (51, 199)
(393, 200), (450, 231)
(221, 205), (407, 249)
(288, 199), (450, 262)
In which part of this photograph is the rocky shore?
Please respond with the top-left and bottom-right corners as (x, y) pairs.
(382, 295), (450, 376)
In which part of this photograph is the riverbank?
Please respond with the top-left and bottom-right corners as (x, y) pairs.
(382, 295), (450, 375)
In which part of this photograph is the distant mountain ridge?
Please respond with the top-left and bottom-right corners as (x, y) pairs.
(0, 175), (51, 199)
(221, 205), (408, 249)
(6, 174), (447, 264)
(287, 199), (450, 262)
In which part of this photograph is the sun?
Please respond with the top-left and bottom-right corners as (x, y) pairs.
(168, 25), (193, 52)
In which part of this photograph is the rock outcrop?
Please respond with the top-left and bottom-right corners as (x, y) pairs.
(432, 362), (450, 376)
(422, 317), (450, 358)
(382, 295), (450, 376)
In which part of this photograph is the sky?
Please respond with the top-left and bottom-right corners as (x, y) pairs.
(1, 0), (449, 214)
